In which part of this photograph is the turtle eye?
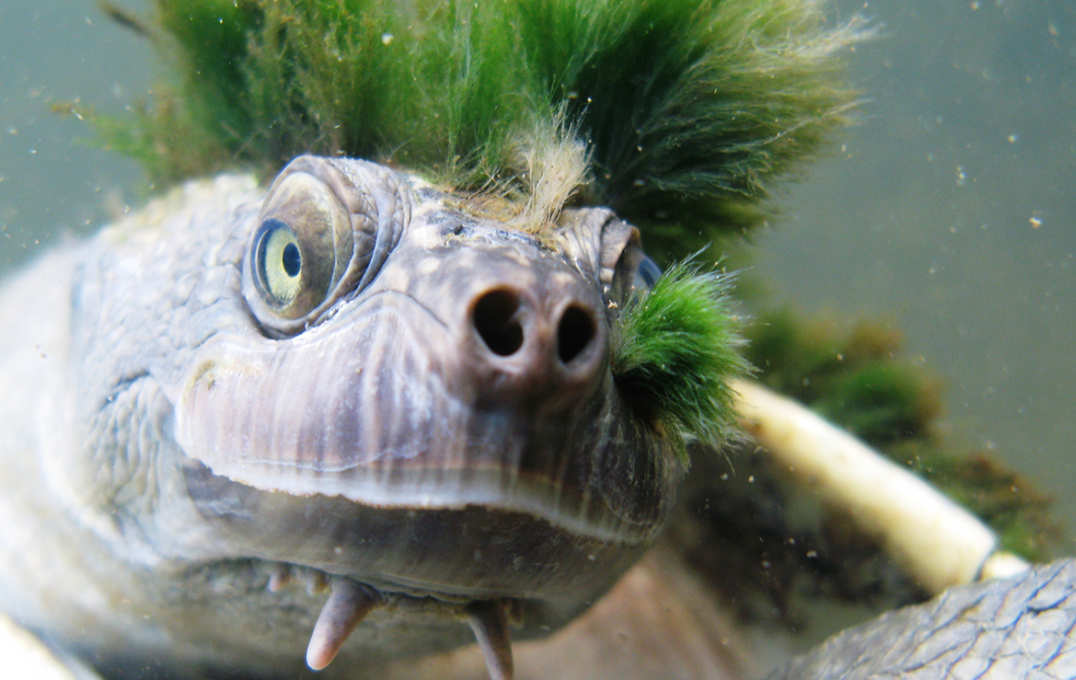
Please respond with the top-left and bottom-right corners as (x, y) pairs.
(247, 170), (350, 323)
(243, 165), (361, 333)
(243, 156), (407, 336)
(633, 254), (662, 292)
(254, 218), (304, 306)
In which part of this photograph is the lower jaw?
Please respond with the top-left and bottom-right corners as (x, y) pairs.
(184, 559), (522, 679)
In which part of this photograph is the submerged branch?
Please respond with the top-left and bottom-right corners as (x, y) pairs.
(731, 377), (1029, 594)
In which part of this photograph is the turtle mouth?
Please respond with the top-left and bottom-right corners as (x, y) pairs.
(174, 460), (651, 679)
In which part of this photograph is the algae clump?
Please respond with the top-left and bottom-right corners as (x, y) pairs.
(96, 0), (867, 256)
(612, 259), (748, 461)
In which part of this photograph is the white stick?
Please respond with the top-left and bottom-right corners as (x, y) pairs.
(730, 378), (1028, 594)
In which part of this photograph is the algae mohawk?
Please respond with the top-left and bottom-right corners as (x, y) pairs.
(101, 0), (866, 252)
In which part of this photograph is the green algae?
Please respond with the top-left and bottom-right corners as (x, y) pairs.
(611, 259), (748, 461)
(96, 0), (865, 248)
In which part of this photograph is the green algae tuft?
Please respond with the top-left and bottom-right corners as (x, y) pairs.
(612, 260), (748, 461)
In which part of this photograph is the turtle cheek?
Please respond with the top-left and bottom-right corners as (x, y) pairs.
(173, 298), (456, 496)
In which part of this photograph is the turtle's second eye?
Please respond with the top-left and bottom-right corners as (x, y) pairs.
(255, 219), (303, 306)
(633, 254), (662, 291)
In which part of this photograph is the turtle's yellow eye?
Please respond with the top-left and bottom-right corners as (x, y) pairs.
(246, 170), (348, 324)
(243, 156), (406, 335)
(255, 219), (303, 306)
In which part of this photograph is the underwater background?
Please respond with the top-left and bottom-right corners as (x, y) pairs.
(0, 0), (1072, 557)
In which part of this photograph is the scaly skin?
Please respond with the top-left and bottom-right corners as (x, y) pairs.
(770, 558), (1076, 679)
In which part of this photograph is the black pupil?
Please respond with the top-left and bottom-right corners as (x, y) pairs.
(282, 243), (301, 277)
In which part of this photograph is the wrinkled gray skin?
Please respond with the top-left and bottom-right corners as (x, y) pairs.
(770, 558), (1076, 679)
(0, 155), (679, 678)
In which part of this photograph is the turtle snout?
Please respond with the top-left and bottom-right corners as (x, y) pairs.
(467, 282), (605, 404)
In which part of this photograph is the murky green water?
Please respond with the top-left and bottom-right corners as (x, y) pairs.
(1, 0), (1072, 550)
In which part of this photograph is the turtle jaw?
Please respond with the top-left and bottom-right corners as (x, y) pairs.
(178, 457), (660, 605)
(173, 556), (533, 678)
(173, 460), (658, 679)
(229, 559), (516, 676)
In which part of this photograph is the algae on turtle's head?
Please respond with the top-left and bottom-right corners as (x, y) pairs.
(94, 0), (869, 256)
(89, 0), (868, 471)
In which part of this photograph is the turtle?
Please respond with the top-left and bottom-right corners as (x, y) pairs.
(1, 1), (1072, 678)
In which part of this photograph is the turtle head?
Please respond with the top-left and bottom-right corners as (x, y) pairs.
(163, 155), (743, 671)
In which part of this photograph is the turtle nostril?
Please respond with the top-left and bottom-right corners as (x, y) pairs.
(557, 304), (596, 365)
(473, 289), (524, 356)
